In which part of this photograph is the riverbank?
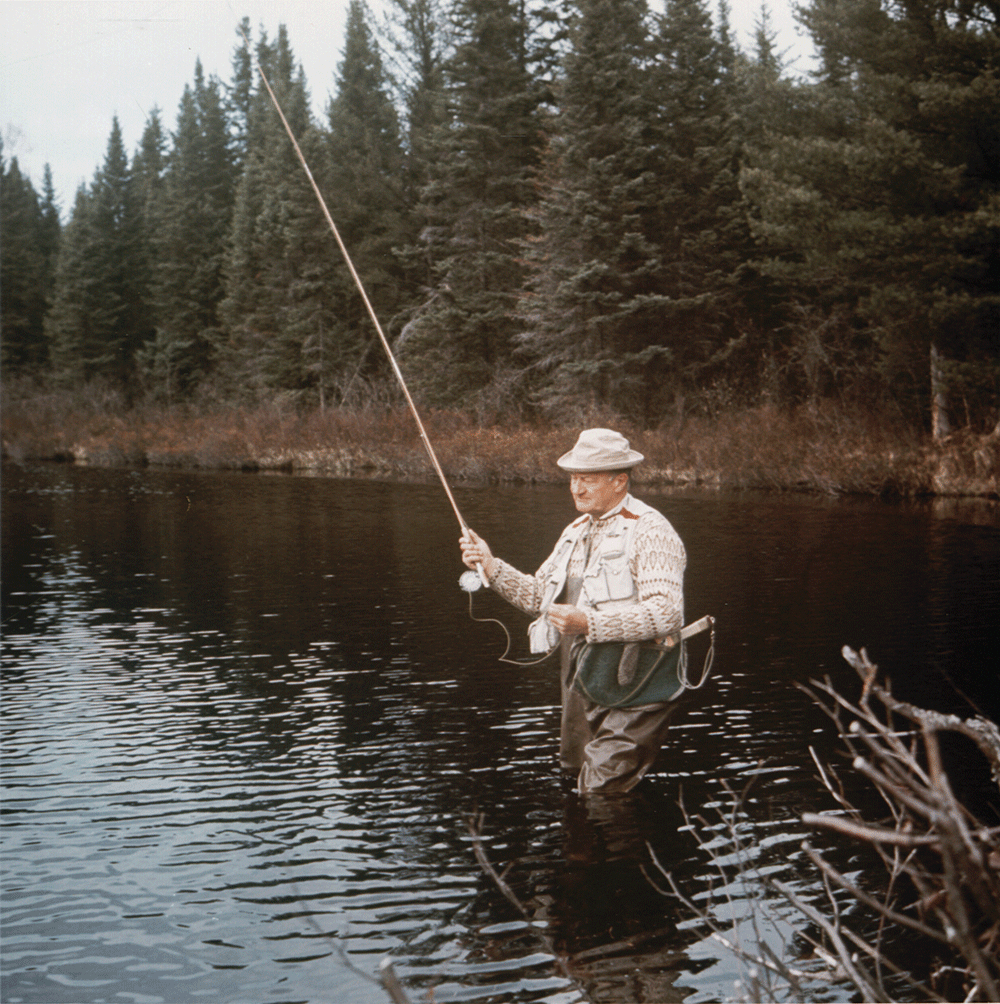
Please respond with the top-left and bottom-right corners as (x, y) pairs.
(2, 383), (998, 497)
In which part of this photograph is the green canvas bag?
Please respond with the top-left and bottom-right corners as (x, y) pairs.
(572, 640), (684, 708)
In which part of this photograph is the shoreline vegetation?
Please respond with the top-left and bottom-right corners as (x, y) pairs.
(4, 382), (998, 500)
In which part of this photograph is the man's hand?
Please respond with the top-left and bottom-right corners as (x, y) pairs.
(460, 529), (496, 579)
(546, 603), (589, 636)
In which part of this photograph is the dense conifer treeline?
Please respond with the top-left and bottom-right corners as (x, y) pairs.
(2, 0), (998, 431)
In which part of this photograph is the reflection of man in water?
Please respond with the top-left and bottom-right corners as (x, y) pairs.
(460, 428), (687, 794)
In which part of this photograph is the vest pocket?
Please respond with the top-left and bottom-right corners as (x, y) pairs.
(602, 553), (635, 600)
(584, 552), (634, 604)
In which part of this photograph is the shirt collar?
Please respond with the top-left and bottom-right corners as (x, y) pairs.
(593, 492), (633, 524)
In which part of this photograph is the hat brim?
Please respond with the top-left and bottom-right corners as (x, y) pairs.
(556, 450), (644, 472)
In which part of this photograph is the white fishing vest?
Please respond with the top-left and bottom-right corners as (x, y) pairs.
(528, 495), (658, 653)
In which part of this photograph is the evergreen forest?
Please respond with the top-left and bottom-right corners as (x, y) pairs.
(3, 0), (999, 437)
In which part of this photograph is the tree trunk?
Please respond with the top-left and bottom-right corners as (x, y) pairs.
(931, 342), (951, 441)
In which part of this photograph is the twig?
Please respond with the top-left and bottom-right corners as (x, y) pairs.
(378, 958), (413, 1004)
(842, 648), (1000, 787)
(291, 890), (414, 1003)
(800, 841), (950, 944)
(770, 878), (887, 1002)
(467, 813), (530, 918)
(801, 812), (940, 847)
(465, 815), (591, 1001)
(644, 846), (811, 990)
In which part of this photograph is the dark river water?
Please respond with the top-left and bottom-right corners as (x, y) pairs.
(2, 461), (998, 1004)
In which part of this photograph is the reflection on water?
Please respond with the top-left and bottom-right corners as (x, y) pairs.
(2, 462), (998, 1003)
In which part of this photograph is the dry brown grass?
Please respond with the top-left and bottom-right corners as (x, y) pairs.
(2, 380), (997, 497)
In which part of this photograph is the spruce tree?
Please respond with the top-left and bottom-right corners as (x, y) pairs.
(396, 0), (547, 414)
(130, 110), (168, 396)
(321, 0), (407, 402)
(45, 185), (99, 382)
(142, 66), (236, 401)
(39, 166), (62, 319)
(132, 109), (167, 208)
(219, 25), (324, 400)
(742, 0), (1000, 424)
(646, 0), (749, 398)
(227, 17), (255, 169)
(45, 118), (151, 388)
(520, 0), (748, 421)
(1, 148), (52, 372)
(517, 0), (667, 420)
(385, 0), (448, 208)
(713, 7), (807, 401)
(94, 115), (150, 385)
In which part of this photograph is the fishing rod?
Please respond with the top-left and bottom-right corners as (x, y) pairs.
(241, 29), (488, 585)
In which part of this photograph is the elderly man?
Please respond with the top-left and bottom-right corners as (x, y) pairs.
(460, 428), (687, 794)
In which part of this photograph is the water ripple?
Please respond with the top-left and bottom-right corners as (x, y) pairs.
(6, 465), (997, 1003)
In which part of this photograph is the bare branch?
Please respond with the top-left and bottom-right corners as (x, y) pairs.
(656, 644), (1000, 1002)
(466, 815), (592, 1001)
(770, 878), (888, 1002)
(801, 812), (940, 847)
(378, 958), (413, 1004)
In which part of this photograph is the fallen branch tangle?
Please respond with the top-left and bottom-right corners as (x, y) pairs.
(648, 646), (999, 1003)
(795, 647), (1000, 1002)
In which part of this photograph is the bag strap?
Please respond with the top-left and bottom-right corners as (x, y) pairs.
(675, 614), (715, 690)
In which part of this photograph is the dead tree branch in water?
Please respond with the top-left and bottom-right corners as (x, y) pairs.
(648, 646), (1000, 1003)
(292, 889), (414, 1003)
(643, 808), (819, 1003)
(466, 813), (593, 1002)
(794, 646), (1000, 1002)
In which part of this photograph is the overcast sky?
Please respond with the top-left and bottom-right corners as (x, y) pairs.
(2, 0), (814, 213)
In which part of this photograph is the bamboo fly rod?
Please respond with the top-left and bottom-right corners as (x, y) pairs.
(242, 32), (486, 580)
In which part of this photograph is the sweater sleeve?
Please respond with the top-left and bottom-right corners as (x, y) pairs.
(584, 512), (686, 643)
(487, 558), (546, 616)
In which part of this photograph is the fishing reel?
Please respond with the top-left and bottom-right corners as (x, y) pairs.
(458, 569), (485, 592)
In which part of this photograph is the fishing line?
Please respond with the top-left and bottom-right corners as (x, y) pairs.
(460, 572), (557, 665)
(238, 25), (488, 584)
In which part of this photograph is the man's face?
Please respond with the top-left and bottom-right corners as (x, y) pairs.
(569, 472), (628, 517)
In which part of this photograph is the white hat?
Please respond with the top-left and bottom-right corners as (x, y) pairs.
(556, 428), (644, 472)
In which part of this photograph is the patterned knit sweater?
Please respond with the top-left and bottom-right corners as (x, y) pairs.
(488, 494), (686, 643)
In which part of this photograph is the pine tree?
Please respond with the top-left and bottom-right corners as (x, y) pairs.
(517, 0), (666, 419)
(219, 24), (324, 400)
(320, 0), (407, 403)
(141, 66), (236, 401)
(742, 0), (1000, 424)
(45, 118), (151, 387)
(396, 0), (548, 414)
(1, 146), (52, 371)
